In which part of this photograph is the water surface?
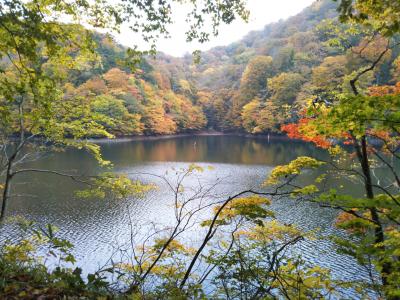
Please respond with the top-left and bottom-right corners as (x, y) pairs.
(1, 135), (368, 295)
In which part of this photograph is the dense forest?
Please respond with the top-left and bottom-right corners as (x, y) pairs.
(188, 0), (399, 132)
(63, 0), (400, 136)
(0, 0), (399, 299)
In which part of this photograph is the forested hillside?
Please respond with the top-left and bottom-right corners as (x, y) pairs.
(71, 0), (399, 136)
(185, 0), (400, 131)
(59, 34), (205, 136)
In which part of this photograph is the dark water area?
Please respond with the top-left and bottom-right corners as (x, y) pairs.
(1, 135), (370, 298)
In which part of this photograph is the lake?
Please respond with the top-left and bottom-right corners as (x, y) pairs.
(0, 135), (369, 296)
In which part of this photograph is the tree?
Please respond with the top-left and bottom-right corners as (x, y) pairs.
(279, 86), (400, 298)
(392, 56), (400, 80)
(239, 72), (305, 134)
(212, 89), (236, 130)
(103, 68), (130, 91)
(273, 47), (295, 71)
(228, 56), (275, 127)
(237, 55), (275, 104)
(311, 55), (348, 92)
(268, 72), (306, 105)
(256, 99), (289, 133)
(277, 16), (400, 297)
(335, 0), (400, 36)
(77, 77), (108, 96)
(241, 98), (261, 133)
(90, 95), (144, 135)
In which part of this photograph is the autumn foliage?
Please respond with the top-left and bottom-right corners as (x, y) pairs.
(281, 118), (332, 149)
(368, 81), (400, 96)
(66, 67), (206, 136)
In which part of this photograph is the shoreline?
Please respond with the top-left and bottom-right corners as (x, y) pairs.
(88, 131), (291, 143)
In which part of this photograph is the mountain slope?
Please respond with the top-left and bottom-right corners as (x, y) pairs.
(178, 0), (399, 131)
(67, 0), (400, 135)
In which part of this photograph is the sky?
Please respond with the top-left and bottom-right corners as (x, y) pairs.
(116, 0), (315, 57)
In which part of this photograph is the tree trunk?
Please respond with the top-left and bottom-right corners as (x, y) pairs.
(355, 135), (392, 291)
(348, 48), (396, 295)
(0, 158), (13, 222)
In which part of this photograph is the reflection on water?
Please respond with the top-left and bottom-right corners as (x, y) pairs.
(0, 135), (368, 295)
(99, 135), (327, 166)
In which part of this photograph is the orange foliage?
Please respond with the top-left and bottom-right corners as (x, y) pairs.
(103, 68), (130, 90)
(353, 36), (392, 65)
(335, 211), (357, 226)
(281, 118), (332, 149)
(335, 211), (366, 233)
(153, 71), (171, 90)
(367, 129), (391, 140)
(341, 132), (353, 145)
(127, 85), (144, 101)
(77, 77), (108, 96)
(368, 82), (400, 96)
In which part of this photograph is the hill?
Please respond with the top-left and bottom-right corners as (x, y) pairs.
(67, 0), (400, 136)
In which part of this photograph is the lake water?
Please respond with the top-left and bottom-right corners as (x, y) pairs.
(1, 135), (369, 296)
